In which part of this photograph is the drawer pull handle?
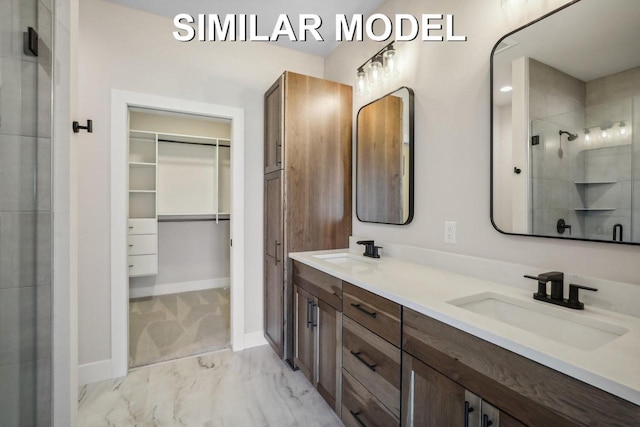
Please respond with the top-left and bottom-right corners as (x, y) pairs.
(129, 264), (134, 268)
(464, 401), (474, 427)
(306, 299), (312, 328)
(350, 351), (377, 372)
(482, 414), (493, 427)
(349, 410), (367, 427)
(351, 303), (377, 318)
(274, 241), (281, 265)
(129, 244), (134, 247)
(128, 226), (134, 229)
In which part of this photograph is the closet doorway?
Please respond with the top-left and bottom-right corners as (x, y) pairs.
(127, 109), (232, 368)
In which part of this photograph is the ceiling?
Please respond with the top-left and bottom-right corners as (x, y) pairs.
(106, 0), (386, 57)
(493, 0), (640, 106)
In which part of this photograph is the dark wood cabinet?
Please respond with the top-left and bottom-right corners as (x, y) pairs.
(264, 171), (283, 357)
(401, 352), (465, 427)
(263, 71), (352, 364)
(294, 284), (315, 382)
(264, 77), (282, 174)
(292, 262), (343, 414)
(403, 308), (640, 427)
(316, 299), (341, 411)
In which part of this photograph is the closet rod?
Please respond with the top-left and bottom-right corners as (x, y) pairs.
(158, 218), (230, 223)
(158, 138), (230, 148)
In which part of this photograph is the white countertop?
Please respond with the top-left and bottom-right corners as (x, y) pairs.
(289, 248), (640, 406)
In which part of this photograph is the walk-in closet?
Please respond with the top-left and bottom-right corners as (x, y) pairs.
(127, 109), (231, 368)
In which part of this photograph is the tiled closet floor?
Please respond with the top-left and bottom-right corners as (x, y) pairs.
(129, 288), (230, 368)
(78, 345), (343, 426)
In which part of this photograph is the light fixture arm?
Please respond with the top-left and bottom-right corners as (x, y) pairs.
(357, 41), (396, 71)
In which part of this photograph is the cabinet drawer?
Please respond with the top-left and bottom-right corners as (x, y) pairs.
(128, 255), (157, 277)
(292, 261), (342, 311)
(128, 235), (157, 255)
(343, 316), (400, 417)
(127, 218), (157, 235)
(342, 370), (399, 427)
(343, 282), (401, 347)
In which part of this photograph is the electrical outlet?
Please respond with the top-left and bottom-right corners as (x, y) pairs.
(444, 221), (456, 244)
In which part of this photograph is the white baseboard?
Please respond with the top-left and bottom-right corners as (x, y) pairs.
(129, 277), (230, 299)
(78, 359), (112, 385)
(242, 331), (268, 350)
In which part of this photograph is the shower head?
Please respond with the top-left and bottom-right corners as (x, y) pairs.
(559, 130), (578, 141)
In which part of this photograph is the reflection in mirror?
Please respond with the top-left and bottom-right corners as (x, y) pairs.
(491, 0), (640, 244)
(357, 87), (414, 225)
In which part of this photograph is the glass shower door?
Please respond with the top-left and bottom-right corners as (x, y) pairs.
(0, 0), (53, 425)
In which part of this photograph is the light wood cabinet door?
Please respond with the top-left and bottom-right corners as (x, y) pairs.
(316, 298), (341, 414)
(294, 285), (315, 383)
(402, 352), (466, 427)
(264, 76), (283, 173)
(264, 172), (283, 357)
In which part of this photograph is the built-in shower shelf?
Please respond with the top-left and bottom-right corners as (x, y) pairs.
(574, 181), (617, 185)
(575, 208), (616, 212)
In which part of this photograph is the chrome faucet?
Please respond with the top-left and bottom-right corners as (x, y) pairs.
(524, 271), (597, 310)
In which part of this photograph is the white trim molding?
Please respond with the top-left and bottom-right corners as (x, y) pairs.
(243, 332), (269, 350)
(129, 277), (230, 299)
(78, 359), (113, 386)
(111, 90), (246, 378)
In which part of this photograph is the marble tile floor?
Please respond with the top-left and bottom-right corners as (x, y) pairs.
(78, 345), (343, 427)
(129, 288), (230, 368)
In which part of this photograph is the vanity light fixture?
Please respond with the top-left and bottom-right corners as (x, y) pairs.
(355, 41), (400, 95)
(501, 0), (528, 9)
(619, 121), (627, 136)
(500, 85), (513, 92)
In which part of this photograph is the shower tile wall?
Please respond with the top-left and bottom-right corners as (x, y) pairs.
(529, 59), (586, 237)
(0, 0), (53, 425)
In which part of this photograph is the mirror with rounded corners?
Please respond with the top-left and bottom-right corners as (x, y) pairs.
(357, 87), (414, 225)
(491, 0), (640, 244)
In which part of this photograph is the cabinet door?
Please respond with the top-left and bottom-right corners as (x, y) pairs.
(264, 172), (283, 357)
(401, 352), (465, 427)
(264, 172), (282, 259)
(264, 76), (283, 173)
(294, 285), (315, 382)
(316, 298), (341, 414)
(264, 256), (284, 358)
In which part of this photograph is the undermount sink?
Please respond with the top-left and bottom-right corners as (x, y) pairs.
(312, 253), (371, 265)
(448, 292), (629, 351)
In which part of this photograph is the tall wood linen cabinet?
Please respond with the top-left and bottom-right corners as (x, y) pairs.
(264, 71), (352, 364)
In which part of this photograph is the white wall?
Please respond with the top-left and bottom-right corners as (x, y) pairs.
(77, 0), (324, 365)
(325, 0), (640, 284)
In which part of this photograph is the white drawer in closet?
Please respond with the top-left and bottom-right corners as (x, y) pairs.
(128, 255), (157, 277)
(128, 235), (157, 256)
(128, 218), (157, 235)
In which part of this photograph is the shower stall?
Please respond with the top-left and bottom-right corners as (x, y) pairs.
(0, 0), (53, 425)
(530, 96), (638, 242)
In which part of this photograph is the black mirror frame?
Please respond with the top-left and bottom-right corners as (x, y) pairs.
(489, 0), (638, 246)
(356, 86), (415, 225)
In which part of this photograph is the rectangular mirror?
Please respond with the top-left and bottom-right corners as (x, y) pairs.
(357, 87), (414, 225)
(491, 0), (640, 244)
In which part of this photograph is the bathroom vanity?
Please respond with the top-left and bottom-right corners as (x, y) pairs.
(289, 248), (640, 427)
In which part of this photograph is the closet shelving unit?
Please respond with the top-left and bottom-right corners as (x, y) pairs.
(127, 129), (231, 277)
(128, 130), (159, 277)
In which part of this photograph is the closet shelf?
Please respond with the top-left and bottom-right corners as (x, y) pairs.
(129, 162), (156, 167)
(158, 213), (230, 222)
(575, 208), (616, 212)
(129, 190), (156, 193)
